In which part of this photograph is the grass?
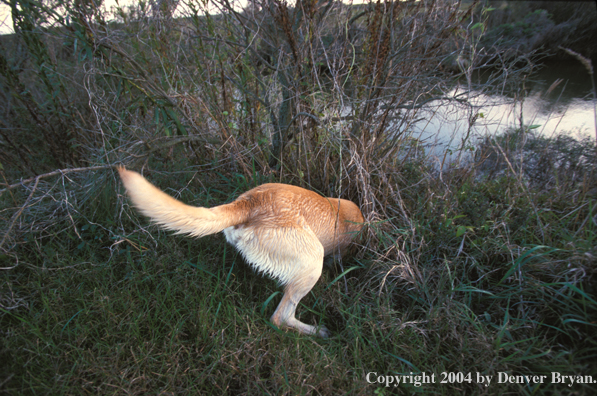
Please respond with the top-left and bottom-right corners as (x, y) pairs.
(2, 138), (596, 395)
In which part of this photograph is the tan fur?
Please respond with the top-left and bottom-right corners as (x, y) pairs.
(118, 167), (364, 337)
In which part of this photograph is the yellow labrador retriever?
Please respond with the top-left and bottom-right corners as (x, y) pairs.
(118, 167), (363, 337)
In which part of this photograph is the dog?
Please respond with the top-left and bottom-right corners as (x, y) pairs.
(118, 167), (363, 337)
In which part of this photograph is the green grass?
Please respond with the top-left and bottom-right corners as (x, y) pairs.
(2, 155), (596, 395)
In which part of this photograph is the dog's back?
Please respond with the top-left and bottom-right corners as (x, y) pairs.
(227, 183), (362, 256)
(118, 167), (363, 337)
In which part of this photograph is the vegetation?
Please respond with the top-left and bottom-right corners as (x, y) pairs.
(1, 0), (596, 394)
(478, 1), (597, 61)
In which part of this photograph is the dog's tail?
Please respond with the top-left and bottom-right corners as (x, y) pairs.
(118, 167), (248, 237)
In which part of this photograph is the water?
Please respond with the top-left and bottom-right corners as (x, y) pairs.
(412, 60), (596, 164)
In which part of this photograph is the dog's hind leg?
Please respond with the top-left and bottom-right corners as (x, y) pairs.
(226, 222), (329, 337)
(270, 268), (330, 337)
(268, 230), (329, 338)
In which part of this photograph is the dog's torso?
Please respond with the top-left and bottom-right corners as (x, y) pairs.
(220, 183), (363, 285)
(223, 183), (362, 257)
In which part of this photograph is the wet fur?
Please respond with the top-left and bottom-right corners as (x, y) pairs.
(118, 167), (364, 337)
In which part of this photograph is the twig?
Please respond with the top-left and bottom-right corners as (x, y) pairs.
(0, 177), (40, 250)
(0, 168), (17, 205)
(0, 165), (114, 194)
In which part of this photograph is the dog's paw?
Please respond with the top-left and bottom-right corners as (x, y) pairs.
(317, 325), (331, 338)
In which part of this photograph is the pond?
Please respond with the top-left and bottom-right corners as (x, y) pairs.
(413, 60), (596, 165)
